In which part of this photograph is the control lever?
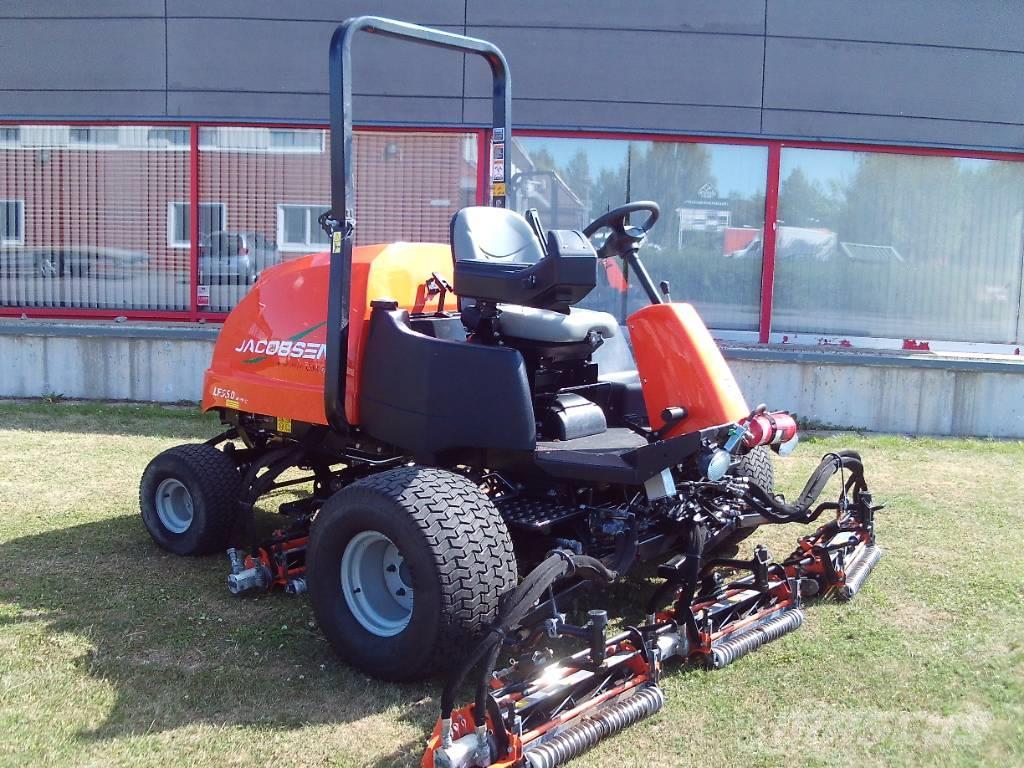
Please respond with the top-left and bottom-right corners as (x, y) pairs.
(659, 280), (672, 302)
(524, 208), (549, 257)
(424, 271), (454, 315)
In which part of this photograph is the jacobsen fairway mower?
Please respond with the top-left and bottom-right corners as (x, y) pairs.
(140, 17), (882, 768)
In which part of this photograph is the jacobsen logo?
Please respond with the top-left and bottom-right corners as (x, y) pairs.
(236, 321), (327, 364)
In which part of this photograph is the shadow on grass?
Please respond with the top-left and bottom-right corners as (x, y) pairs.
(0, 400), (221, 440)
(0, 503), (680, 766)
(0, 511), (440, 766)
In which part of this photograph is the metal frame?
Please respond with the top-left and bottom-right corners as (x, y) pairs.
(2, 116), (1024, 356)
(323, 16), (511, 431)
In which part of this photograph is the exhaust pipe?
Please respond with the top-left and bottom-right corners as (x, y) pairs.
(711, 608), (804, 669)
(838, 545), (882, 601)
(524, 685), (665, 768)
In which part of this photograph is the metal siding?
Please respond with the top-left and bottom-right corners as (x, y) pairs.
(0, 18), (165, 91)
(167, 18), (464, 97)
(762, 109), (1024, 150)
(463, 98), (761, 134)
(764, 37), (1024, 126)
(0, 90), (168, 119)
(466, 0), (765, 34)
(168, 91), (464, 125)
(1, 3), (1024, 153)
(0, 1), (164, 18)
(464, 27), (764, 106)
(768, 0), (1024, 51)
(166, 0), (464, 24)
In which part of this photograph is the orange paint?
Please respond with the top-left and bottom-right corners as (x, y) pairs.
(345, 242), (457, 424)
(627, 302), (749, 436)
(202, 242), (457, 426)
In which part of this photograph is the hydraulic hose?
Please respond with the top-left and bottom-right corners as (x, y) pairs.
(438, 552), (618, 728)
(744, 450), (867, 524)
(473, 554), (617, 727)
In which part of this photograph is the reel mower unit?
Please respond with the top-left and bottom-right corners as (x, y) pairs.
(135, 16), (884, 767)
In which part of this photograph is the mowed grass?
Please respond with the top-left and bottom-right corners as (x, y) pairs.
(0, 401), (1021, 768)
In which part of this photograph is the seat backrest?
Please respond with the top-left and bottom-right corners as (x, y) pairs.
(450, 206), (545, 265)
(450, 207), (597, 311)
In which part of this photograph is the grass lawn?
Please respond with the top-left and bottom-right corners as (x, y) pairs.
(0, 400), (1021, 767)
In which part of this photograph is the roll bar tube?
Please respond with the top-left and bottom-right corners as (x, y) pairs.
(324, 16), (513, 431)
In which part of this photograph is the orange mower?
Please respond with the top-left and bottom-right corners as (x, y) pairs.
(139, 17), (882, 768)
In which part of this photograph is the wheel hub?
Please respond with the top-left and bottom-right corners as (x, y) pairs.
(154, 477), (194, 534)
(341, 530), (414, 637)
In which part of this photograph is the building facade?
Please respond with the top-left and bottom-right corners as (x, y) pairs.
(3, 1), (1024, 433)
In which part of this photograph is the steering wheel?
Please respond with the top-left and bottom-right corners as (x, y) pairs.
(582, 201), (660, 258)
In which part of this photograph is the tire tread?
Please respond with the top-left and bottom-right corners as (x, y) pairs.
(139, 443), (240, 555)
(326, 466), (516, 677)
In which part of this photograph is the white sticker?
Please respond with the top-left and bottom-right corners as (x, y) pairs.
(492, 128), (504, 143)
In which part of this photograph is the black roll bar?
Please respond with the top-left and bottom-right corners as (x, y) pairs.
(323, 16), (512, 431)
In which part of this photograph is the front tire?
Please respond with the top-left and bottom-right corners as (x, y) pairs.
(717, 446), (776, 550)
(307, 466), (517, 681)
(139, 444), (241, 555)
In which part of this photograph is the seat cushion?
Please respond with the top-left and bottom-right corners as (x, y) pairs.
(496, 305), (618, 343)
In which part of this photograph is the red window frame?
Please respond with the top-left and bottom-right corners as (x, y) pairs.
(1, 119), (1022, 355)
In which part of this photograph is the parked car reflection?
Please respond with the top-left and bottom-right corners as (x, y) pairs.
(199, 231), (280, 285)
(0, 246), (149, 279)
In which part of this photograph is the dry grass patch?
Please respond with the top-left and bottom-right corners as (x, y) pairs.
(0, 402), (1021, 767)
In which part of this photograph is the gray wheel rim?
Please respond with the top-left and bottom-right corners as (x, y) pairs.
(341, 530), (413, 637)
(154, 477), (194, 534)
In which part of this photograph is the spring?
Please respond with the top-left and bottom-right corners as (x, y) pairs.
(838, 545), (882, 601)
(711, 608), (805, 669)
(523, 685), (665, 768)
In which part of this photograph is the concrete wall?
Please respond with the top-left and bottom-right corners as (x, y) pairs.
(4, 321), (1024, 438)
(3, 1), (1024, 152)
(0, 322), (215, 403)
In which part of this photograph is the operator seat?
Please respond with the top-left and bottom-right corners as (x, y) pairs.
(450, 206), (617, 343)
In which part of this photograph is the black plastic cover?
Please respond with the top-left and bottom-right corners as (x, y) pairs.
(543, 392), (607, 441)
(358, 308), (536, 458)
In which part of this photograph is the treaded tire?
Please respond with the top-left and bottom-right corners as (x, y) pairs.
(139, 443), (241, 556)
(732, 445), (774, 493)
(307, 466), (518, 681)
(721, 446), (775, 548)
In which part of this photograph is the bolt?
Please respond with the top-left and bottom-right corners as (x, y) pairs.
(396, 588), (407, 597)
(386, 564), (397, 572)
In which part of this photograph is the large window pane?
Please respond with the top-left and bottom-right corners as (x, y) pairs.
(0, 124), (190, 312)
(510, 137), (630, 321)
(510, 137), (628, 228)
(627, 142), (767, 330)
(775, 148), (1024, 343)
(511, 137), (766, 330)
(199, 127), (477, 312)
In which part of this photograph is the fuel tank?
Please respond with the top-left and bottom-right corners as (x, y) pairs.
(202, 242), (456, 427)
(627, 302), (749, 437)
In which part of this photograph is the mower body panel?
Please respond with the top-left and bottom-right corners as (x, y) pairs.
(202, 242), (456, 426)
(358, 307), (535, 459)
(628, 302), (749, 436)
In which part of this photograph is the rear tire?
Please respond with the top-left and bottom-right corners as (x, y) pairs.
(139, 444), (241, 556)
(307, 466), (517, 681)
